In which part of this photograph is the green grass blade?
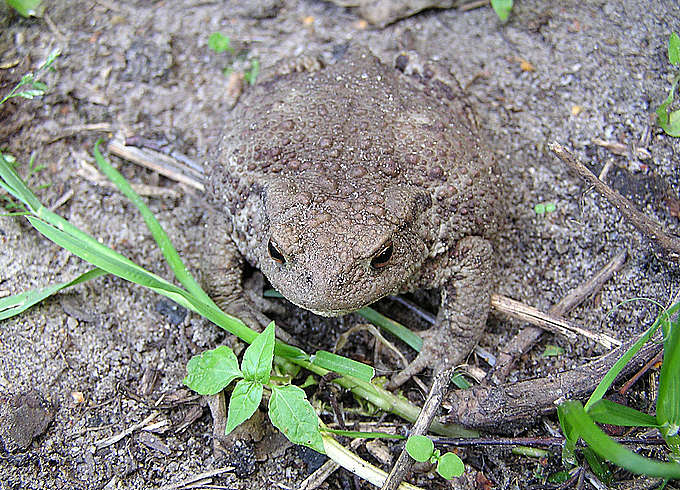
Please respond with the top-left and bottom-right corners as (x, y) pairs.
(0, 153), (42, 211)
(587, 399), (659, 428)
(92, 142), (215, 307)
(357, 306), (423, 352)
(560, 400), (680, 479)
(311, 350), (374, 382)
(321, 428), (405, 440)
(25, 216), (307, 361)
(0, 268), (107, 320)
(657, 309), (680, 437)
(585, 301), (680, 410)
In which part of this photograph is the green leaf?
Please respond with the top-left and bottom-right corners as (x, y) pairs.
(241, 321), (275, 383)
(542, 344), (565, 357)
(321, 428), (405, 440)
(183, 346), (242, 395)
(657, 314), (680, 436)
(582, 447), (612, 485)
(587, 399), (659, 428)
(490, 0), (513, 22)
(208, 33), (234, 54)
(93, 143), (217, 309)
(269, 385), (324, 453)
(436, 452), (465, 479)
(0, 268), (107, 320)
(657, 77), (680, 137)
(6, 0), (44, 17)
(406, 435), (434, 462)
(585, 301), (680, 410)
(357, 306), (423, 352)
(669, 32), (680, 65)
(547, 470), (571, 484)
(226, 379), (263, 435)
(244, 59), (259, 85)
(557, 402), (578, 466)
(310, 350), (374, 382)
(450, 372), (471, 389)
(559, 400), (680, 479)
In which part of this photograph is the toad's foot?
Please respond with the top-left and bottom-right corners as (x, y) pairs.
(389, 236), (494, 389)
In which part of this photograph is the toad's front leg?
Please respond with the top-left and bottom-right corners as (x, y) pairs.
(389, 236), (494, 388)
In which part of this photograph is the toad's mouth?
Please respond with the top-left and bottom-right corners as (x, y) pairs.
(281, 291), (392, 318)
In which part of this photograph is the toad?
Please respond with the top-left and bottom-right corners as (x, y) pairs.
(204, 46), (503, 386)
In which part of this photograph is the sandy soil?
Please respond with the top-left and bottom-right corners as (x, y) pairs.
(0, 1), (679, 489)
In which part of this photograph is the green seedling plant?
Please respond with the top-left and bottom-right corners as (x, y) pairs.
(0, 49), (59, 105)
(0, 50), (58, 213)
(208, 32), (259, 85)
(534, 201), (556, 215)
(5, 0), (43, 17)
(556, 300), (680, 483)
(657, 32), (680, 136)
(490, 0), (513, 22)
(406, 434), (465, 480)
(184, 323), (324, 452)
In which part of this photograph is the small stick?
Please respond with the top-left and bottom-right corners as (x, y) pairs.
(156, 467), (235, 490)
(618, 350), (663, 396)
(458, 0), (489, 12)
(93, 412), (159, 450)
(491, 294), (621, 349)
(550, 142), (680, 262)
(108, 135), (205, 191)
(492, 249), (627, 379)
(48, 122), (113, 143)
(299, 439), (362, 490)
(381, 365), (455, 490)
(429, 435), (667, 448)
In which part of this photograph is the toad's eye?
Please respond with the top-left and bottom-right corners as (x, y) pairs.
(268, 239), (285, 264)
(370, 240), (393, 270)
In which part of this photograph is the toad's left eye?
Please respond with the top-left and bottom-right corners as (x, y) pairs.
(268, 238), (286, 264)
(370, 240), (393, 270)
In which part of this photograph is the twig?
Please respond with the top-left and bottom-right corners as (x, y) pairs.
(108, 135), (204, 191)
(156, 468), (235, 490)
(48, 188), (75, 211)
(93, 412), (159, 450)
(492, 249), (627, 380)
(458, 0), (489, 12)
(75, 151), (181, 198)
(429, 435), (667, 447)
(299, 439), (362, 490)
(550, 142), (680, 262)
(491, 294), (621, 349)
(322, 435), (423, 490)
(48, 122), (113, 143)
(618, 350), (663, 396)
(591, 137), (651, 160)
(381, 365), (456, 490)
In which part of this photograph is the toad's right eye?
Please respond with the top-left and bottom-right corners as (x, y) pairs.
(268, 239), (285, 264)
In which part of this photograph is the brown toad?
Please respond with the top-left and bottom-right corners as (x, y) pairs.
(204, 47), (503, 386)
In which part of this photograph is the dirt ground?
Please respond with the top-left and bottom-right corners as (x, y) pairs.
(0, 1), (679, 489)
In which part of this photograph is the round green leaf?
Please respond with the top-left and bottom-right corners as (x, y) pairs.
(406, 435), (434, 462)
(269, 385), (324, 453)
(183, 345), (242, 395)
(436, 452), (465, 479)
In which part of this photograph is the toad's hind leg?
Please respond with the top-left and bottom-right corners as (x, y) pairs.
(389, 236), (494, 388)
